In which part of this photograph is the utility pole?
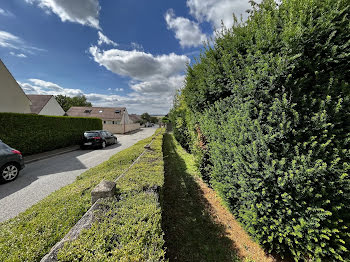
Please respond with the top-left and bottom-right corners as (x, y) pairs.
(123, 110), (126, 134)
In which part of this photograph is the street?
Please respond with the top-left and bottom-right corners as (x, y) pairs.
(0, 127), (156, 222)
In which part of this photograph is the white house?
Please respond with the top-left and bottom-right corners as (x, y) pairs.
(66, 106), (140, 134)
(27, 95), (65, 116)
(0, 59), (32, 114)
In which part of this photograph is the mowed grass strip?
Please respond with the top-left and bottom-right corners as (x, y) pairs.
(161, 133), (240, 262)
(0, 130), (162, 262)
(57, 131), (166, 261)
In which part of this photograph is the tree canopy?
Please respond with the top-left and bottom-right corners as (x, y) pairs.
(56, 95), (92, 112)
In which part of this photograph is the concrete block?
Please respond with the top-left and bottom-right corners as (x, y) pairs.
(91, 180), (116, 204)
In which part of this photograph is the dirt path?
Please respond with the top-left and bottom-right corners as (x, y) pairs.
(162, 133), (280, 262)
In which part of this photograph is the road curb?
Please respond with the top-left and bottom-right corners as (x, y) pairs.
(24, 146), (80, 164)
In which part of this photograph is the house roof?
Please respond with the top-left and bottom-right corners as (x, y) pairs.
(27, 95), (53, 114)
(129, 114), (141, 122)
(0, 59), (32, 106)
(66, 106), (126, 120)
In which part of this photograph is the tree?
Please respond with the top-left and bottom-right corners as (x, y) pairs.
(140, 112), (151, 124)
(55, 95), (92, 112)
(150, 116), (158, 124)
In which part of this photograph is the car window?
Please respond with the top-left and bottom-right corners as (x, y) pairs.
(84, 132), (99, 137)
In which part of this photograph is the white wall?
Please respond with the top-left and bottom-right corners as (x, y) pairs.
(121, 109), (133, 124)
(103, 123), (141, 134)
(39, 96), (65, 116)
(0, 60), (31, 113)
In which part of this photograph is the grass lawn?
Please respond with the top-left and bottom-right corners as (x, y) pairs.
(162, 133), (240, 262)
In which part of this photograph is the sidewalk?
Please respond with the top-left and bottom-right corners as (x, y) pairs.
(24, 145), (80, 164)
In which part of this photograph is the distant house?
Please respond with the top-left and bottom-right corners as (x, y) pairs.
(0, 59), (32, 114)
(66, 106), (140, 134)
(27, 95), (65, 116)
(129, 114), (142, 123)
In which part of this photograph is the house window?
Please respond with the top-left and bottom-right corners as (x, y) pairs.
(103, 121), (106, 124)
(99, 110), (103, 113)
(112, 121), (114, 124)
(115, 110), (120, 113)
(84, 109), (92, 113)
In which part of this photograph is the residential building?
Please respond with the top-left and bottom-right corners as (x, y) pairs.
(129, 114), (142, 123)
(0, 59), (32, 114)
(66, 106), (140, 134)
(27, 95), (65, 116)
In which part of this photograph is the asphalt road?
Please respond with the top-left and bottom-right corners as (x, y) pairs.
(0, 127), (157, 222)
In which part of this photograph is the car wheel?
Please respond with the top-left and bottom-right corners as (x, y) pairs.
(114, 138), (117, 144)
(1, 163), (19, 182)
(101, 141), (106, 149)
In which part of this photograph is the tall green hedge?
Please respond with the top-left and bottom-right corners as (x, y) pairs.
(170, 0), (350, 260)
(0, 113), (102, 155)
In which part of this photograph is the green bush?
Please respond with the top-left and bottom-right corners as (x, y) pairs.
(0, 112), (102, 155)
(171, 0), (350, 260)
(0, 129), (164, 262)
(57, 131), (165, 261)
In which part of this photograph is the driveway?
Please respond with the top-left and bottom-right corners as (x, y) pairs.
(0, 127), (157, 222)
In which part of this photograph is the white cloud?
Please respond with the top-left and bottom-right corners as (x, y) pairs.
(130, 75), (184, 94)
(131, 42), (143, 51)
(0, 30), (45, 54)
(187, 0), (255, 29)
(10, 52), (27, 58)
(97, 31), (118, 47)
(85, 92), (173, 114)
(89, 46), (189, 82)
(20, 78), (175, 114)
(20, 79), (84, 97)
(26, 0), (101, 29)
(0, 8), (14, 17)
(85, 45), (189, 113)
(0, 31), (22, 49)
(165, 9), (207, 48)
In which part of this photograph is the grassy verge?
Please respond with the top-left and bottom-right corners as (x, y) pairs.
(0, 129), (164, 262)
(162, 133), (240, 261)
(56, 129), (166, 261)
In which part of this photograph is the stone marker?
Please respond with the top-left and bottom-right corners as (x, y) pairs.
(41, 200), (104, 262)
(91, 180), (116, 204)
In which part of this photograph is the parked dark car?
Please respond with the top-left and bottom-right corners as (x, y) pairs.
(0, 140), (25, 182)
(80, 130), (117, 149)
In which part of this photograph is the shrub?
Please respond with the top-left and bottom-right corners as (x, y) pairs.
(0, 113), (102, 155)
(171, 0), (350, 260)
(57, 131), (165, 261)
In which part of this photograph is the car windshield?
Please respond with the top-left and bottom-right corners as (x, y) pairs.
(84, 132), (99, 137)
(0, 141), (10, 150)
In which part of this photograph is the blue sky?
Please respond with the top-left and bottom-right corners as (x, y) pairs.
(0, 0), (255, 114)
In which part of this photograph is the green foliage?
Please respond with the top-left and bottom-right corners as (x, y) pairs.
(57, 130), (165, 261)
(140, 112), (151, 124)
(150, 116), (159, 124)
(171, 0), (350, 260)
(55, 95), (92, 112)
(161, 116), (170, 123)
(0, 130), (164, 262)
(0, 112), (102, 155)
(162, 133), (239, 261)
